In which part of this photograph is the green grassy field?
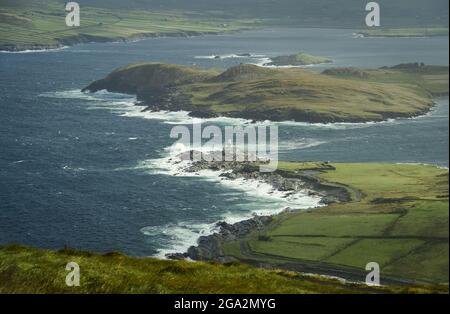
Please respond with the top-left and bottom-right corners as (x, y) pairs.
(221, 163), (449, 286)
(0, 244), (427, 294)
(85, 62), (448, 123)
(358, 27), (449, 38)
(0, 1), (259, 50)
(323, 64), (449, 96)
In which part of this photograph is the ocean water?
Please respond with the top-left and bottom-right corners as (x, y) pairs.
(0, 28), (448, 256)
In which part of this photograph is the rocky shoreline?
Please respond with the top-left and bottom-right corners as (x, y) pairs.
(166, 155), (351, 261)
(0, 30), (231, 53)
(356, 31), (449, 38)
(141, 96), (437, 124)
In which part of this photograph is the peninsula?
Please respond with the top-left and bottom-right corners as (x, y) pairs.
(83, 62), (448, 123)
(0, 1), (258, 52)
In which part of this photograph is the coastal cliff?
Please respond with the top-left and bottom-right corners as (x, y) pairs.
(164, 157), (350, 262)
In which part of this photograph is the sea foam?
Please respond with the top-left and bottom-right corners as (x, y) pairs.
(39, 89), (418, 130)
(0, 46), (69, 54)
(137, 141), (323, 257)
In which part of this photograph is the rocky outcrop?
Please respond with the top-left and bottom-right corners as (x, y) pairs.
(166, 216), (273, 262)
(1, 30), (222, 52)
(0, 43), (63, 52)
(82, 63), (214, 94)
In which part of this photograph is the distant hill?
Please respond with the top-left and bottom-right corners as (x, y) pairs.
(77, 0), (450, 27)
(1, 0), (448, 51)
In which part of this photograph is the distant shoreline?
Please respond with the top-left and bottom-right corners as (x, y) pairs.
(3, 26), (449, 53)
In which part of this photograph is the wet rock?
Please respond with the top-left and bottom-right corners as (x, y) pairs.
(166, 252), (188, 260)
(185, 216), (273, 261)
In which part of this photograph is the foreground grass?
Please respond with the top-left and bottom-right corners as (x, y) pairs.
(0, 1), (259, 50)
(222, 163), (449, 286)
(0, 245), (414, 294)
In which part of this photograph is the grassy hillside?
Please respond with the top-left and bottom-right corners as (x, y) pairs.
(84, 63), (219, 94)
(220, 163), (449, 286)
(0, 0), (258, 51)
(1, 0), (448, 50)
(323, 64), (449, 96)
(84, 63), (448, 123)
(0, 244), (421, 294)
(42, 0), (450, 28)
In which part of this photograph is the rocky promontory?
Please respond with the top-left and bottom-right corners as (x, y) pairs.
(165, 154), (351, 261)
(83, 62), (446, 123)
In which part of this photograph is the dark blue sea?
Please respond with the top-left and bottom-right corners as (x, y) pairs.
(0, 28), (448, 256)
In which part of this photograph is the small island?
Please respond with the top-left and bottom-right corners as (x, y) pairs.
(83, 62), (448, 123)
(264, 52), (333, 66)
